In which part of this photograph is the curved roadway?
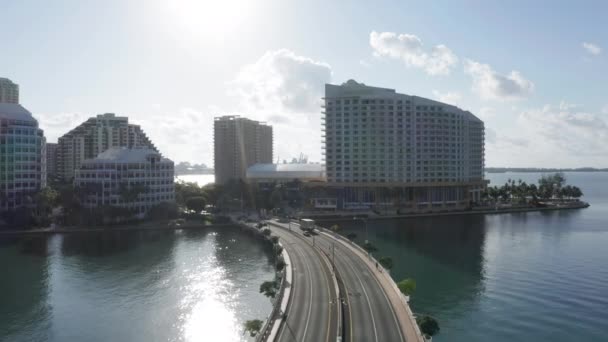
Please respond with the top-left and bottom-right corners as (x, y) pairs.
(270, 220), (407, 342)
(268, 224), (339, 342)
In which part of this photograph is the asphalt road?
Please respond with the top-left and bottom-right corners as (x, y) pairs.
(276, 221), (405, 342)
(267, 223), (339, 342)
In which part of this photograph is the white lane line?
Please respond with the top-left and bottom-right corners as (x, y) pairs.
(366, 258), (405, 342)
(294, 243), (314, 341)
(339, 247), (379, 342)
(329, 234), (405, 342)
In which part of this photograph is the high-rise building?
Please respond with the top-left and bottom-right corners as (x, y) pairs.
(57, 113), (156, 181)
(315, 80), (485, 211)
(74, 147), (175, 219)
(214, 116), (273, 184)
(0, 78), (19, 104)
(46, 142), (58, 177)
(0, 78), (46, 213)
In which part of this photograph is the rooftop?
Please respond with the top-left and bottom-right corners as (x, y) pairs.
(0, 103), (36, 123)
(84, 147), (172, 164)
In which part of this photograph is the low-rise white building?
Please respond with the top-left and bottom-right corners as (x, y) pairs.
(246, 163), (326, 183)
(74, 147), (174, 218)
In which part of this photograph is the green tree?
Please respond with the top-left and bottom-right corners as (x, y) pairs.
(276, 257), (286, 271)
(185, 196), (206, 213)
(571, 186), (583, 199)
(262, 228), (271, 237)
(34, 187), (59, 225)
(244, 319), (264, 337)
(378, 256), (394, 270)
(363, 241), (378, 252)
(397, 278), (416, 296)
(270, 235), (279, 244)
(330, 224), (340, 232)
(259, 280), (278, 298)
(416, 315), (440, 337)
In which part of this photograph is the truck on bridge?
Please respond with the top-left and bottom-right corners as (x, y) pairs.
(299, 218), (315, 232)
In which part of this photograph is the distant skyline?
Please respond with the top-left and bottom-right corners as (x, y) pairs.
(1, 0), (607, 167)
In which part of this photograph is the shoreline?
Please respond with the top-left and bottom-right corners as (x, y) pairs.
(0, 220), (233, 237)
(307, 201), (590, 222)
(1, 201), (590, 236)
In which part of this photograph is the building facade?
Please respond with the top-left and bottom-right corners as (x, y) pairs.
(0, 79), (46, 213)
(317, 80), (485, 212)
(73, 147), (174, 218)
(0, 78), (19, 104)
(46, 142), (58, 178)
(214, 116), (273, 185)
(57, 113), (156, 181)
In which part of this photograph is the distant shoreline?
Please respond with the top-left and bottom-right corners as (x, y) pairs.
(486, 168), (608, 173)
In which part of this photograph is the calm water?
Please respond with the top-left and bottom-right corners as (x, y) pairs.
(0, 227), (275, 342)
(176, 174), (215, 187)
(328, 172), (608, 341)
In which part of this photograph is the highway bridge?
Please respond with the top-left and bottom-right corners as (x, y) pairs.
(263, 219), (425, 342)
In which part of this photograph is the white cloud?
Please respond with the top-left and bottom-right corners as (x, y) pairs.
(230, 49), (333, 164)
(232, 48), (331, 115)
(602, 105), (608, 114)
(464, 59), (534, 101)
(478, 107), (496, 120)
(432, 90), (462, 106)
(582, 42), (602, 56)
(359, 59), (372, 68)
(369, 31), (458, 75)
(518, 103), (608, 159)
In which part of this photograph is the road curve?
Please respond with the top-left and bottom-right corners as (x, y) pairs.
(271, 220), (411, 342)
(315, 233), (405, 342)
(268, 224), (339, 342)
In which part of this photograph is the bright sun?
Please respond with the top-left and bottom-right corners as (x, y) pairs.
(167, 0), (253, 40)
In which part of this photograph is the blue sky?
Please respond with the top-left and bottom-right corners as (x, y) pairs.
(1, 0), (607, 167)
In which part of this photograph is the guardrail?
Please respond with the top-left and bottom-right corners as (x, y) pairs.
(256, 241), (289, 342)
(231, 218), (291, 342)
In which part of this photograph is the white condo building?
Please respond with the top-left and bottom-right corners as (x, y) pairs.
(315, 80), (485, 211)
(57, 113), (156, 181)
(74, 147), (174, 218)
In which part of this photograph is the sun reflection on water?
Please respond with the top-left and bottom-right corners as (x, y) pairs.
(179, 242), (243, 342)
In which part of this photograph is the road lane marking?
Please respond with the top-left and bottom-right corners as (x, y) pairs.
(296, 244), (314, 341)
(368, 265), (405, 342)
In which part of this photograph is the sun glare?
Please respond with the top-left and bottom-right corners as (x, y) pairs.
(167, 0), (253, 40)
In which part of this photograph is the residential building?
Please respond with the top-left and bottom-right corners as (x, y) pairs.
(73, 147), (174, 218)
(0, 78), (19, 104)
(214, 116), (273, 184)
(57, 113), (156, 181)
(315, 80), (485, 212)
(0, 78), (46, 213)
(46, 142), (58, 177)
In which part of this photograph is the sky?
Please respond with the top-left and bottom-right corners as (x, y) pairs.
(1, 0), (607, 168)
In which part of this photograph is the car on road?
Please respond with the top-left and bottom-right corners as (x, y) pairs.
(303, 231), (311, 237)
